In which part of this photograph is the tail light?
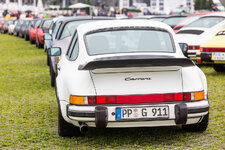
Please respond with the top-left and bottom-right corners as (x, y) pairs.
(202, 48), (225, 52)
(188, 45), (200, 50)
(70, 91), (205, 105)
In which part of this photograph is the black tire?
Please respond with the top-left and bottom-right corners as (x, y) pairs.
(182, 113), (209, 132)
(47, 55), (50, 66)
(24, 34), (28, 41)
(55, 84), (82, 137)
(30, 37), (35, 44)
(36, 38), (42, 49)
(58, 104), (81, 137)
(50, 66), (55, 87)
(213, 64), (225, 72)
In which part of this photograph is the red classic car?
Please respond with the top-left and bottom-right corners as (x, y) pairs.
(29, 19), (41, 44)
(35, 19), (52, 48)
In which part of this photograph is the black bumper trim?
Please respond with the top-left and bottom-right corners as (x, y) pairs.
(188, 106), (209, 114)
(68, 110), (95, 118)
(201, 52), (212, 62)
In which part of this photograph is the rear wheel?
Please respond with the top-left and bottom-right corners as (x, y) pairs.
(182, 113), (209, 132)
(213, 64), (225, 72)
(58, 104), (81, 137)
(56, 84), (81, 137)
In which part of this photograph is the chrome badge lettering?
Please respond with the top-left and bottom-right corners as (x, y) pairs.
(125, 77), (151, 81)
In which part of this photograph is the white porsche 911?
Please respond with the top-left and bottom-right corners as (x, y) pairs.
(48, 20), (209, 137)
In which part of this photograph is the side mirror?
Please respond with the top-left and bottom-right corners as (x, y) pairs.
(45, 26), (50, 30)
(44, 33), (52, 40)
(48, 47), (61, 56)
(179, 43), (188, 57)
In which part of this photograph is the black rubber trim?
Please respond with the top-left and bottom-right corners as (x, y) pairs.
(78, 56), (195, 70)
(175, 103), (187, 124)
(95, 106), (108, 128)
(177, 30), (204, 35)
(188, 106), (209, 114)
(68, 110), (95, 118)
(201, 52), (212, 62)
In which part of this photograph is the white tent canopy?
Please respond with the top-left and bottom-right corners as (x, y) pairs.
(69, 3), (92, 9)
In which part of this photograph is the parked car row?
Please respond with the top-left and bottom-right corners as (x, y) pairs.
(2, 13), (224, 137)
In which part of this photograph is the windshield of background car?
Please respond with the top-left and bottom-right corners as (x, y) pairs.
(177, 15), (200, 25)
(85, 29), (174, 55)
(42, 20), (52, 33)
(60, 20), (94, 39)
(162, 17), (186, 26)
(149, 17), (165, 21)
(34, 20), (41, 29)
(186, 16), (225, 28)
(8, 20), (14, 25)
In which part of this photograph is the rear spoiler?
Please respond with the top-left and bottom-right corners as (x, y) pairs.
(78, 55), (195, 70)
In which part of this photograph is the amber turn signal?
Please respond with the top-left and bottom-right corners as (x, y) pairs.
(70, 96), (85, 105)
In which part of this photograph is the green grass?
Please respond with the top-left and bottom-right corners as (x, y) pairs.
(0, 34), (224, 149)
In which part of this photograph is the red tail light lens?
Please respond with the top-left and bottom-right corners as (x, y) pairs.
(202, 48), (225, 52)
(188, 45), (200, 50)
(174, 93), (183, 101)
(88, 96), (95, 104)
(96, 96), (106, 104)
(106, 96), (117, 104)
(184, 93), (191, 101)
(164, 94), (174, 101)
(188, 46), (193, 50)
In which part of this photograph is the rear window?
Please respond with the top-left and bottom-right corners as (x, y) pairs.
(186, 16), (225, 28)
(85, 28), (174, 55)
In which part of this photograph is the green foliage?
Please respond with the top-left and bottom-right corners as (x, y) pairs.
(195, 0), (213, 10)
(127, 9), (142, 13)
(85, 0), (92, 5)
(0, 34), (224, 149)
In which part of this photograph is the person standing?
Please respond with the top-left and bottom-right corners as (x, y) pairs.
(209, 3), (220, 11)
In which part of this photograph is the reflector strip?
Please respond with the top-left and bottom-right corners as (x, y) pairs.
(202, 48), (225, 52)
(71, 91), (205, 105)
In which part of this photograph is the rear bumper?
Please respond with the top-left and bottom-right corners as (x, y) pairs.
(64, 100), (209, 128)
(201, 52), (212, 63)
(187, 50), (200, 60)
(201, 52), (225, 64)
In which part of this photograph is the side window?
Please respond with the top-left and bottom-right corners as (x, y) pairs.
(67, 31), (77, 57)
(70, 39), (79, 60)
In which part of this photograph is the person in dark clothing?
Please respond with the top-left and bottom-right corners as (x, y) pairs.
(209, 3), (220, 11)
(3, 9), (8, 17)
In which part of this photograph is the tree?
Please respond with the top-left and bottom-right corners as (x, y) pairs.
(207, 0), (213, 9)
(85, 0), (92, 5)
(195, 0), (201, 10)
(195, 0), (213, 10)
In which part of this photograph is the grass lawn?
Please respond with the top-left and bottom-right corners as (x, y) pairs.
(0, 34), (224, 149)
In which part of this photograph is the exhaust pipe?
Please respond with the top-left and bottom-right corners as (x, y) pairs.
(80, 123), (88, 134)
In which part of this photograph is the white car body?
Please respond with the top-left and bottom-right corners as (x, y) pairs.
(8, 20), (17, 35)
(54, 20), (209, 136)
(176, 12), (225, 61)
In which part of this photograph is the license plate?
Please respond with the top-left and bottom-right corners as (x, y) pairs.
(212, 52), (225, 61)
(116, 106), (169, 120)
